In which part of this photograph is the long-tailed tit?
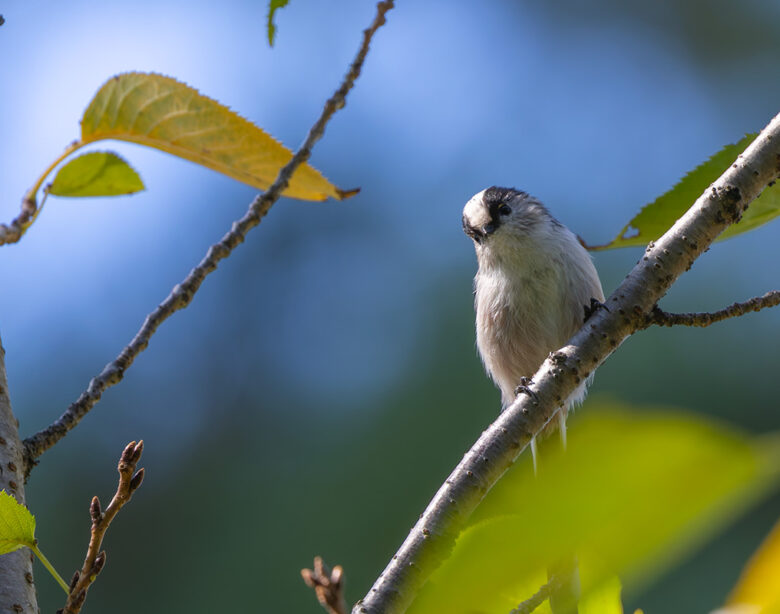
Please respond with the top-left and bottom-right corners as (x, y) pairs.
(463, 186), (604, 459)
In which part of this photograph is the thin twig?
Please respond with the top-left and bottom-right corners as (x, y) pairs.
(0, 193), (37, 246)
(302, 557), (347, 614)
(22, 0), (395, 472)
(643, 290), (780, 329)
(510, 576), (561, 614)
(352, 112), (780, 614)
(58, 441), (144, 614)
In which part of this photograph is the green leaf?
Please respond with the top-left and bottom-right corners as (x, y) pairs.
(0, 491), (69, 593)
(50, 151), (144, 197)
(267, 0), (290, 46)
(0, 490), (35, 555)
(407, 404), (780, 614)
(591, 135), (780, 250)
(580, 576), (624, 614)
(80, 72), (353, 201)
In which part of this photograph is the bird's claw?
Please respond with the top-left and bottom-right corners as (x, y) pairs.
(514, 377), (538, 404)
(514, 376), (533, 394)
(584, 297), (609, 321)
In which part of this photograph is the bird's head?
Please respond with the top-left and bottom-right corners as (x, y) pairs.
(462, 186), (556, 249)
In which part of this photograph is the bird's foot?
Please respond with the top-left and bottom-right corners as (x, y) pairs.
(514, 376), (538, 404)
(583, 297), (609, 321)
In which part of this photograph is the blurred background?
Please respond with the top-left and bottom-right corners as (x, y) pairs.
(1, 0), (779, 612)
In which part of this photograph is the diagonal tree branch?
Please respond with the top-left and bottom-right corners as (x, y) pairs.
(643, 290), (780, 328)
(22, 0), (395, 474)
(352, 112), (780, 614)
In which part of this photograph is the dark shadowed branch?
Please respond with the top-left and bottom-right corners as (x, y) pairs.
(58, 441), (144, 614)
(644, 290), (780, 328)
(352, 112), (780, 614)
(22, 0), (395, 472)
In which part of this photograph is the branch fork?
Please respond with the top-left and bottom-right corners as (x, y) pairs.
(645, 290), (780, 329)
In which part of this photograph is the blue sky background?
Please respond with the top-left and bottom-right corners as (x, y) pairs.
(1, 1), (779, 612)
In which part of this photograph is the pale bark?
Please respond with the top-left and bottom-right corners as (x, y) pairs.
(0, 337), (38, 613)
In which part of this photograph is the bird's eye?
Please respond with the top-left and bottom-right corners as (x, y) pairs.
(498, 204), (511, 216)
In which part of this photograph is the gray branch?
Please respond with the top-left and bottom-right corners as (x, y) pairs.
(644, 290), (780, 328)
(22, 0), (395, 471)
(352, 114), (780, 614)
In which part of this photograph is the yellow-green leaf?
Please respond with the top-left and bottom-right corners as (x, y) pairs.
(80, 72), (353, 201)
(590, 135), (780, 250)
(724, 518), (780, 613)
(580, 576), (624, 614)
(407, 404), (779, 614)
(0, 490), (36, 555)
(50, 151), (144, 197)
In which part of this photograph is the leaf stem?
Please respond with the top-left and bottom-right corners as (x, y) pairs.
(0, 140), (83, 246)
(25, 141), (83, 203)
(31, 544), (69, 594)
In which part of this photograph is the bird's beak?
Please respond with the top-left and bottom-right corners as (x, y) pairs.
(463, 216), (497, 243)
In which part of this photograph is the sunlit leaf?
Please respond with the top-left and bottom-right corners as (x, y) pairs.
(0, 490), (36, 555)
(50, 151), (144, 197)
(580, 576), (624, 614)
(723, 518), (780, 613)
(81, 72), (353, 201)
(0, 493), (69, 593)
(267, 0), (290, 46)
(590, 135), (780, 250)
(407, 404), (780, 614)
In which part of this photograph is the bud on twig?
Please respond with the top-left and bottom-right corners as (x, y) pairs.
(130, 440), (144, 464)
(129, 468), (145, 493)
(92, 551), (106, 576)
(90, 497), (102, 524)
(69, 571), (80, 592)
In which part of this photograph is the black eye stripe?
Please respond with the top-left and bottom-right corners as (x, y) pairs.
(488, 202), (511, 221)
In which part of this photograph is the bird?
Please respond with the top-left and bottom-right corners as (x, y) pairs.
(462, 186), (604, 464)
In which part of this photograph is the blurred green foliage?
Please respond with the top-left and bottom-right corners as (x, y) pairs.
(408, 406), (779, 613)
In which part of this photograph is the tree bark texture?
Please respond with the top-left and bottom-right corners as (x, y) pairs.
(0, 336), (38, 613)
